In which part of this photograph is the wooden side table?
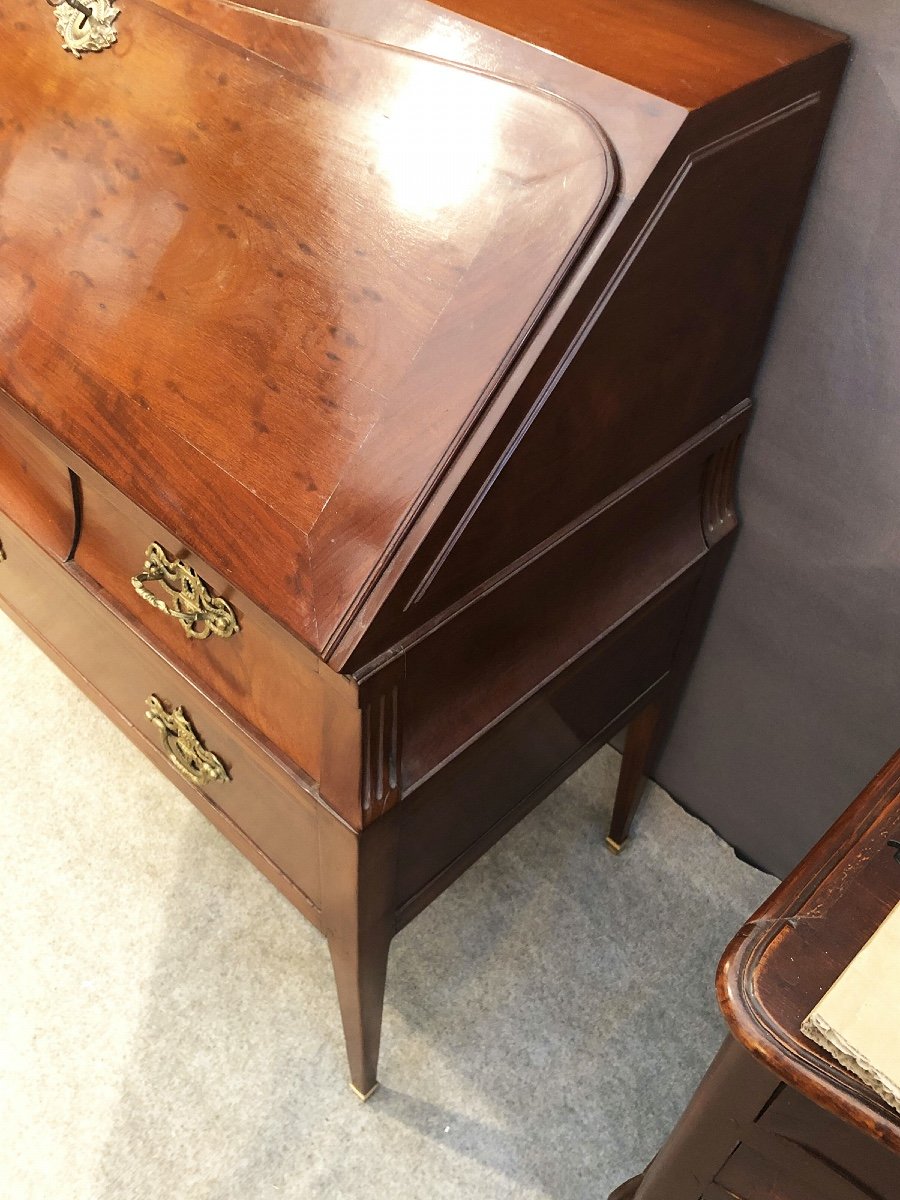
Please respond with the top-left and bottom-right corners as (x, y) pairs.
(611, 751), (900, 1200)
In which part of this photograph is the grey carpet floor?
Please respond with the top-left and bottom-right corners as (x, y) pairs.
(0, 605), (775, 1200)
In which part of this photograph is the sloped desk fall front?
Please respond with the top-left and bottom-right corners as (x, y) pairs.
(0, 0), (847, 1094)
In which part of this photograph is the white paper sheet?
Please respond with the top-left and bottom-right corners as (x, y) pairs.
(801, 898), (900, 1114)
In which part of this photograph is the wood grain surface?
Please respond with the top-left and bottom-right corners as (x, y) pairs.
(75, 471), (328, 781)
(613, 755), (900, 1200)
(165, 0), (843, 109)
(0, 0), (615, 654)
(0, 404), (76, 559)
(719, 749), (900, 1154)
(0, 0), (850, 1097)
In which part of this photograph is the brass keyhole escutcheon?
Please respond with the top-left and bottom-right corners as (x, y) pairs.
(145, 695), (229, 786)
(47, 0), (121, 57)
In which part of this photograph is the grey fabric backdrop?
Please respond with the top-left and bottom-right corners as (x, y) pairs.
(655, 0), (900, 878)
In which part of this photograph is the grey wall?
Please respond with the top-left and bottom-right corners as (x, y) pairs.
(655, 0), (900, 878)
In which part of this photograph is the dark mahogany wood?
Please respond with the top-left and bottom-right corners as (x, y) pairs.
(0, 516), (326, 927)
(0, 0), (848, 1094)
(0, 404), (76, 560)
(607, 700), (666, 853)
(396, 0), (842, 109)
(0, 0), (616, 657)
(611, 752), (900, 1200)
(75, 469), (328, 780)
(609, 436), (746, 849)
(719, 749), (900, 1153)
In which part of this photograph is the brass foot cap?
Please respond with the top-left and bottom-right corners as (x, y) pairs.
(350, 1081), (380, 1102)
(605, 835), (626, 855)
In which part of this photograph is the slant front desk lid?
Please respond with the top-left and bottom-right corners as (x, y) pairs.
(0, 0), (616, 658)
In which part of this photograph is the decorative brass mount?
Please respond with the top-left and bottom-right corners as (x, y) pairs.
(47, 0), (121, 57)
(145, 695), (229, 786)
(132, 543), (239, 640)
(0, 539), (6, 563)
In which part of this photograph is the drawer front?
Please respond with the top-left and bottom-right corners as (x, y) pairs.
(74, 476), (324, 782)
(0, 516), (321, 910)
(755, 1087), (900, 1198)
(0, 400), (75, 559)
(715, 1140), (873, 1200)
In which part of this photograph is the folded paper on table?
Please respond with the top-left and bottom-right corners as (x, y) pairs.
(802, 897), (900, 1114)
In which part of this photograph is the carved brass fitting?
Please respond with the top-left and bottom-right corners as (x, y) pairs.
(132, 543), (239, 640)
(145, 695), (229, 786)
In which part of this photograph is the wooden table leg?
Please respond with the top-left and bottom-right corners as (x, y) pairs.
(328, 918), (392, 1100)
(319, 810), (399, 1099)
(607, 698), (665, 852)
(607, 437), (744, 850)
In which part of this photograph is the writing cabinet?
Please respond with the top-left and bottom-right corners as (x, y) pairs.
(0, 0), (847, 1094)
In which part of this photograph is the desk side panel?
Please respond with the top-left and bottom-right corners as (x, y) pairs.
(395, 572), (698, 918)
(339, 46), (847, 667)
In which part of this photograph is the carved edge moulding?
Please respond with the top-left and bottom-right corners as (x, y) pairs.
(718, 752), (900, 1153)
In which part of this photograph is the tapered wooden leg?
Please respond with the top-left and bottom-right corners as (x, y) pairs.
(327, 920), (392, 1099)
(607, 698), (666, 851)
(608, 438), (745, 851)
(319, 809), (399, 1098)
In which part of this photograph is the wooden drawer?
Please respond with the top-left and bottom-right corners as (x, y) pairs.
(0, 515), (322, 913)
(0, 398), (76, 559)
(755, 1087), (900, 1198)
(715, 1140), (874, 1200)
(74, 475), (326, 782)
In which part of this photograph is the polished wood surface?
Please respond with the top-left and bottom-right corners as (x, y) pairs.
(343, 0), (842, 108)
(0, 516), (324, 912)
(170, 0), (842, 109)
(719, 748), (900, 1153)
(1, 0), (614, 656)
(0, 404), (76, 560)
(162, 0), (683, 200)
(0, 0), (848, 1094)
(0, 516), (325, 929)
(612, 754), (900, 1200)
(399, 437), (711, 788)
(75, 469), (327, 780)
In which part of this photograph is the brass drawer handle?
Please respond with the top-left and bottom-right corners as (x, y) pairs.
(132, 543), (239, 640)
(145, 695), (229, 786)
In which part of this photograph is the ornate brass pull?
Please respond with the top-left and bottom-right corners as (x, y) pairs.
(0, 539), (6, 563)
(145, 695), (229, 786)
(131, 543), (239, 641)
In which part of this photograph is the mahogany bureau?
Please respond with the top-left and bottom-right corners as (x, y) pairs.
(611, 750), (900, 1200)
(0, 0), (847, 1095)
